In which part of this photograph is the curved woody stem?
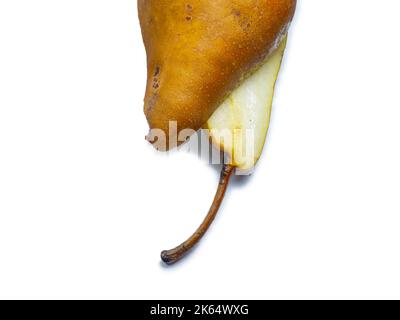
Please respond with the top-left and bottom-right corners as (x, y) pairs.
(161, 164), (235, 265)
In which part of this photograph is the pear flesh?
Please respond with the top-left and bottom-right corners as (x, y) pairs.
(207, 37), (287, 170)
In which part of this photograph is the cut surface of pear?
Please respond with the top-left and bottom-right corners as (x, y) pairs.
(207, 37), (287, 170)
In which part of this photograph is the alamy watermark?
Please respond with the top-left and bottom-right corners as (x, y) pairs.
(146, 121), (256, 175)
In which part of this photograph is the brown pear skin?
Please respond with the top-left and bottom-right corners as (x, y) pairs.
(139, 0), (296, 150)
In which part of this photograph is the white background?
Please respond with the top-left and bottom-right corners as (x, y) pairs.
(1, 0), (400, 299)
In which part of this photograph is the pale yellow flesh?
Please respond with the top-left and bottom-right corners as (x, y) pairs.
(207, 37), (287, 170)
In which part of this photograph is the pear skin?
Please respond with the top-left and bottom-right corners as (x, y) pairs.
(139, 0), (296, 150)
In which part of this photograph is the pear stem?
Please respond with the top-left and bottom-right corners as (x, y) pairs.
(161, 164), (235, 265)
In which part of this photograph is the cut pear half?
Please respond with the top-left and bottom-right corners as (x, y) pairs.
(207, 36), (287, 170)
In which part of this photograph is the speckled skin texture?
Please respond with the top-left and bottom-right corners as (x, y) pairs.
(138, 0), (296, 149)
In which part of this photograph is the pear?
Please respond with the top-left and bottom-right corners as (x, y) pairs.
(139, 0), (297, 149)
(138, 0), (297, 264)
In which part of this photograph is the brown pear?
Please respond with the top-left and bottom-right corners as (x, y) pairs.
(139, 0), (296, 150)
